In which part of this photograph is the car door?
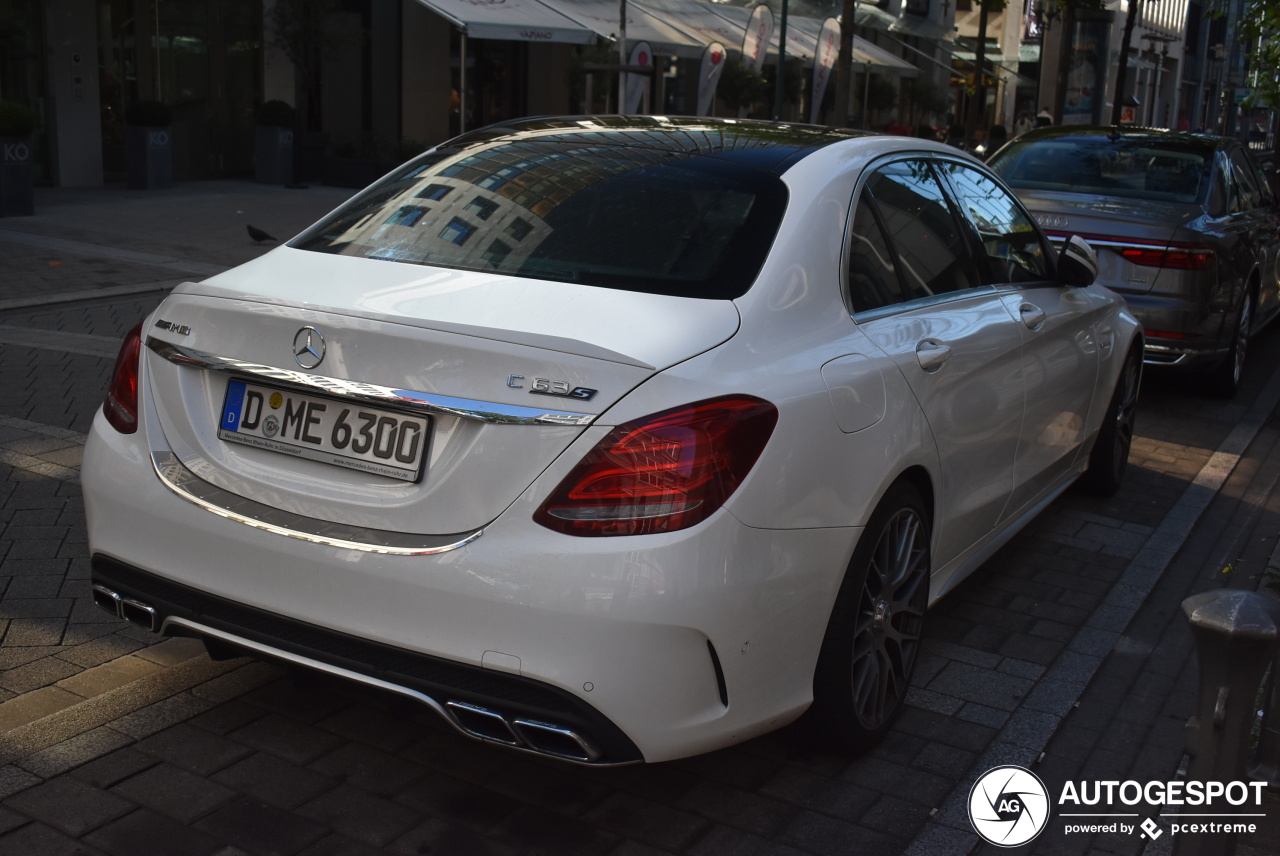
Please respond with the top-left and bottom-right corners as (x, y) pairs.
(847, 157), (1026, 567)
(1227, 145), (1280, 326)
(937, 159), (1104, 514)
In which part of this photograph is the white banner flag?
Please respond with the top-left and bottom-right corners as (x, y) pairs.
(810, 17), (841, 124)
(741, 4), (773, 74)
(697, 42), (727, 116)
(625, 41), (653, 114)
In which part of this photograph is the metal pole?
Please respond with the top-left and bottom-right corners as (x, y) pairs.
(618, 0), (627, 112)
(772, 0), (789, 120)
(459, 31), (467, 134)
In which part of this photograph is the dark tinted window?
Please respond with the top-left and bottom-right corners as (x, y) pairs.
(942, 162), (1050, 284)
(990, 137), (1213, 203)
(865, 160), (977, 299)
(846, 196), (904, 312)
(292, 132), (791, 300)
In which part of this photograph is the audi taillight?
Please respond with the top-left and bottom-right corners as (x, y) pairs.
(534, 396), (779, 537)
(1120, 246), (1214, 270)
(1043, 231), (1216, 271)
(103, 322), (144, 434)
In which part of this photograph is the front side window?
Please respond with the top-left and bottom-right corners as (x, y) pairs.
(1227, 148), (1264, 210)
(864, 160), (977, 300)
(942, 162), (1050, 285)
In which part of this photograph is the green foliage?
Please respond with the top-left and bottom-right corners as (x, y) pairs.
(254, 100), (296, 128)
(719, 58), (771, 113)
(0, 99), (34, 136)
(1241, 0), (1280, 108)
(762, 57), (804, 110)
(124, 100), (172, 127)
(864, 76), (898, 115)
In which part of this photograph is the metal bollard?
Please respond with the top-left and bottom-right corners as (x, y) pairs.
(1176, 590), (1280, 856)
(1250, 655), (1280, 786)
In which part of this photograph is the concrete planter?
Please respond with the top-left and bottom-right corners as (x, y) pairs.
(126, 125), (172, 189)
(0, 135), (34, 217)
(254, 125), (294, 185)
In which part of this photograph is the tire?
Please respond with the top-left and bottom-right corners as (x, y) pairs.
(1078, 345), (1141, 496)
(1205, 294), (1252, 399)
(808, 481), (930, 752)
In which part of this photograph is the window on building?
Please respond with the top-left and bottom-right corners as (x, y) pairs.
(385, 206), (428, 227)
(440, 218), (476, 245)
(465, 197), (500, 221)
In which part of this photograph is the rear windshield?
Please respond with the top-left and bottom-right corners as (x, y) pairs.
(989, 138), (1213, 204)
(292, 135), (790, 300)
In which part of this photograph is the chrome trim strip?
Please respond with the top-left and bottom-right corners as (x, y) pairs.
(159, 617), (637, 766)
(146, 337), (596, 426)
(150, 451), (483, 555)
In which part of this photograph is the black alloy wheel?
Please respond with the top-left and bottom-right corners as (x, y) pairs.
(1206, 294), (1252, 398)
(810, 481), (930, 751)
(1079, 345), (1141, 496)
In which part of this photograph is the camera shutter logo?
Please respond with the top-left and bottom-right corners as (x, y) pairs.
(968, 765), (1051, 847)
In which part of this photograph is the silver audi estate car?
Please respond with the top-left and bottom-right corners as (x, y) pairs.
(988, 126), (1280, 397)
(83, 117), (1141, 764)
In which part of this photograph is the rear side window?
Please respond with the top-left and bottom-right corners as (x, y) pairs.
(864, 160), (977, 300)
(292, 141), (789, 300)
(846, 196), (905, 312)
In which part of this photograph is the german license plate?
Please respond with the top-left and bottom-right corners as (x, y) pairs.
(218, 380), (429, 482)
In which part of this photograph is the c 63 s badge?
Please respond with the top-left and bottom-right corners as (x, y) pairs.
(507, 375), (597, 401)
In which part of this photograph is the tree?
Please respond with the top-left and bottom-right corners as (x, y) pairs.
(1240, 0), (1280, 187)
(1241, 0), (1280, 108)
(966, 0), (1006, 142)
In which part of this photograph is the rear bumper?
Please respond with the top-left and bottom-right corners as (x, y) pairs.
(82, 409), (859, 763)
(1112, 292), (1232, 370)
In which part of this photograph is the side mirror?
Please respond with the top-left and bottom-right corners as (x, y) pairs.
(1057, 234), (1097, 287)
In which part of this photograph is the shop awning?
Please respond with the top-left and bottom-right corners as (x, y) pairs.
(632, 0), (748, 49)
(784, 16), (917, 75)
(539, 0), (706, 57)
(410, 0), (595, 43)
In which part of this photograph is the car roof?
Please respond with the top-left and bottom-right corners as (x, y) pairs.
(435, 115), (876, 173)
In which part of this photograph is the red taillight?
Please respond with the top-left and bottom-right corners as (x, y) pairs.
(1043, 231), (1215, 271)
(1120, 246), (1214, 270)
(103, 321), (144, 434)
(534, 395), (779, 537)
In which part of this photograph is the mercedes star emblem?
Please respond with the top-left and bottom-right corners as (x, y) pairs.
(292, 326), (326, 369)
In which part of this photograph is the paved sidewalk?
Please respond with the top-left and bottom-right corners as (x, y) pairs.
(1, 180), (1278, 856)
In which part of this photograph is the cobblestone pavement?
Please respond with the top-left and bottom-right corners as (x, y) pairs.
(1, 182), (1277, 856)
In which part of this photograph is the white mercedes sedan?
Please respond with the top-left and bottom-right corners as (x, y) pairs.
(82, 117), (1141, 765)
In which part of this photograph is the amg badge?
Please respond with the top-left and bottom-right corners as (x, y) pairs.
(507, 375), (597, 401)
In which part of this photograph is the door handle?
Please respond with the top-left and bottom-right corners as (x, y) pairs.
(1019, 303), (1047, 330)
(915, 339), (952, 372)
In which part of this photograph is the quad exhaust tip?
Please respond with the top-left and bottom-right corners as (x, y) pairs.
(445, 700), (599, 763)
(89, 585), (603, 764)
(91, 584), (159, 632)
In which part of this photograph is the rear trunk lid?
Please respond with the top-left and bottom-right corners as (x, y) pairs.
(144, 248), (740, 535)
(1016, 190), (1205, 296)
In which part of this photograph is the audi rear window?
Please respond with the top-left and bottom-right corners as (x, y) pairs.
(989, 138), (1213, 204)
(292, 133), (790, 300)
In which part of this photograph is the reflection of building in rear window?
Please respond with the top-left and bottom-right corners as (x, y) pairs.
(482, 240), (512, 267)
(506, 218), (533, 241)
(466, 197), (499, 221)
(386, 206), (428, 227)
(416, 184), (451, 201)
(440, 218), (476, 245)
